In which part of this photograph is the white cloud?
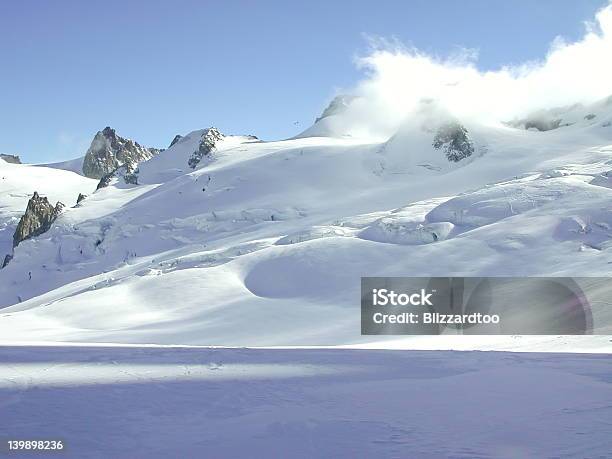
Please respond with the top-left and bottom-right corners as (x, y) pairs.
(334, 4), (612, 138)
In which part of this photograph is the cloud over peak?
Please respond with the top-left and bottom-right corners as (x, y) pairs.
(333, 4), (612, 138)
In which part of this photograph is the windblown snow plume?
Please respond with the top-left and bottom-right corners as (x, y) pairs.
(326, 4), (612, 139)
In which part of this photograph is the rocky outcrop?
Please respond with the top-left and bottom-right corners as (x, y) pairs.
(2, 254), (12, 268)
(13, 192), (64, 248)
(96, 164), (140, 190)
(523, 118), (564, 132)
(0, 154), (21, 164)
(169, 135), (183, 148)
(76, 193), (87, 205)
(432, 122), (474, 163)
(188, 128), (224, 169)
(82, 127), (159, 179)
(506, 105), (579, 132)
(315, 95), (357, 123)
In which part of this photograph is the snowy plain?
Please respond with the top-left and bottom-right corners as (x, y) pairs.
(1, 345), (611, 458)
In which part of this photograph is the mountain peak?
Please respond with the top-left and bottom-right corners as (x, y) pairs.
(82, 127), (158, 179)
(0, 154), (22, 164)
(315, 94), (357, 123)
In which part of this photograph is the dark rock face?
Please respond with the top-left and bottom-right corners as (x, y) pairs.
(508, 116), (574, 132)
(315, 95), (357, 123)
(0, 154), (22, 164)
(523, 118), (563, 131)
(82, 127), (158, 179)
(76, 193), (87, 205)
(432, 122), (474, 163)
(13, 192), (64, 248)
(96, 164), (139, 190)
(2, 254), (12, 268)
(188, 128), (224, 169)
(506, 105), (578, 132)
(96, 172), (114, 190)
(169, 135), (183, 148)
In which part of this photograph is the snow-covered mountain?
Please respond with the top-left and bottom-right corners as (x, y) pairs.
(1, 97), (612, 350)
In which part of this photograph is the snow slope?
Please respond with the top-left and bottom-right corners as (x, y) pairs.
(1, 345), (611, 458)
(43, 156), (86, 175)
(1, 102), (612, 350)
(0, 159), (97, 269)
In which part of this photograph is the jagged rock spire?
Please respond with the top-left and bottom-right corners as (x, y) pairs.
(12, 192), (64, 249)
(82, 126), (159, 179)
(0, 154), (21, 164)
(188, 128), (224, 169)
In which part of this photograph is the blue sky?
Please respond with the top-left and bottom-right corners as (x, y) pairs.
(0, 0), (608, 162)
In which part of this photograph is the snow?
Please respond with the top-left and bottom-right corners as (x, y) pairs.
(42, 156), (86, 175)
(3, 13), (612, 456)
(1, 345), (611, 458)
(0, 160), (96, 215)
(1, 101), (612, 351)
(1, 99), (612, 458)
(4, 26), (612, 459)
(0, 160), (97, 268)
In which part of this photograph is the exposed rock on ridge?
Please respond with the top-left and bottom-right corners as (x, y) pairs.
(76, 193), (87, 205)
(169, 135), (183, 148)
(82, 127), (159, 179)
(2, 254), (12, 269)
(188, 128), (224, 169)
(432, 122), (474, 163)
(96, 164), (140, 190)
(315, 95), (357, 123)
(13, 192), (64, 248)
(0, 154), (22, 164)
